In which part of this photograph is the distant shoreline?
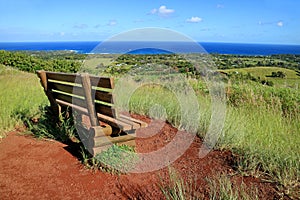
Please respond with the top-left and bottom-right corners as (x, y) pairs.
(1, 41), (300, 56)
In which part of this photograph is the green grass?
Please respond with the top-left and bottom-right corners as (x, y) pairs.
(160, 168), (259, 200)
(207, 173), (259, 200)
(80, 55), (117, 75)
(116, 77), (299, 198)
(221, 67), (300, 88)
(0, 63), (298, 198)
(0, 65), (47, 138)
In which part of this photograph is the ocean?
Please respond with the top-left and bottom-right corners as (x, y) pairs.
(1, 41), (300, 55)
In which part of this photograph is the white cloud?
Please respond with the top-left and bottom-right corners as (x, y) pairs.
(186, 16), (202, 23)
(158, 5), (174, 15)
(107, 20), (117, 26)
(149, 5), (175, 17)
(277, 21), (283, 27)
(60, 32), (65, 36)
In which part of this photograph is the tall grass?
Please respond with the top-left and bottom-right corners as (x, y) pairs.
(116, 77), (299, 197)
(0, 65), (47, 137)
(207, 173), (259, 200)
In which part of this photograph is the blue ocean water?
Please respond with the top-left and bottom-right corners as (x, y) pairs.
(1, 41), (300, 55)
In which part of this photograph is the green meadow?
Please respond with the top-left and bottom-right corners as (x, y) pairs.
(0, 52), (299, 198)
(221, 66), (299, 88)
(0, 64), (47, 137)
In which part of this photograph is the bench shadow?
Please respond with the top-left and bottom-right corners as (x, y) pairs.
(63, 140), (85, 160)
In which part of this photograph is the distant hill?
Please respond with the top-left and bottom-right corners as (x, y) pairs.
(220, 67), (300, 88)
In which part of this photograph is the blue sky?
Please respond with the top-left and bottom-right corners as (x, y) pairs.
(0, 0), (299, 44)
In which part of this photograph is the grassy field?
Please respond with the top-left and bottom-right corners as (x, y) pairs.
(0, 64), (47, 138)
(0, 63), (299, 198)
(220, 67), (300, 88)
(121, 76), (299, 197)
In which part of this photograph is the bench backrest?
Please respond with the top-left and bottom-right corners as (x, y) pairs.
(37, 70), (117, 127)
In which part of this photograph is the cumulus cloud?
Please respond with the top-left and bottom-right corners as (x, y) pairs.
(149, 5), (175, 17)
(186, 16), (202, 23)
(159, 5), (175, 15)
(277, 21), (283, 27)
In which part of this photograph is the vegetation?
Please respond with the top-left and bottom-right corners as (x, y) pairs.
(0, 50), (81, 73)
(0, 64), (47, 137)
(0, 50), (299, 198)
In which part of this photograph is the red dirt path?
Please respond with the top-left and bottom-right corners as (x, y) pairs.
(0, 116), (282, 199)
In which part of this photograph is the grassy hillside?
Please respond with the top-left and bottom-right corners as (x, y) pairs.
(0, 65), (47, 137)
(220, 67), (300, 88)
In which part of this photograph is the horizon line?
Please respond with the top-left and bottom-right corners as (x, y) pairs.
(0, 41), (300, 46)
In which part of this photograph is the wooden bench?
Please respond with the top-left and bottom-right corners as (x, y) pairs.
(37, 70), (147, 155)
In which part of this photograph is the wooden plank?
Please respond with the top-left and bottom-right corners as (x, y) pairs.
(37, 70), (48, 91)
(90, 140), (135, 155)
(37, 70), (60, 116)
(53, 92), (86, 108)
(97, 113), (132, 131)
(116, 116), (140, 129)
(49, 82), (84, 97)
(94, 90), (114, 104)
(46, 71), (81, 83)
(90, 76), (114, 89)
(91, 145), (112, 155)
(56, 99), (88, 114)
(119, 114), (148, 128)
(118, 139), (136, 147)
(95, 103), (116, 118)
(81, 74), (99, 127)
(92, 133), (136, 147)
(90, 125), (113, 137)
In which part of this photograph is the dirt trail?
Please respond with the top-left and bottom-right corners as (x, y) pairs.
(0, 117), (281, 199)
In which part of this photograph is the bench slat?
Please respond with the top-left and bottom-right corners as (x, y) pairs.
(95, 103), (116, 118)
(53, 92), (86, 108)
(49, 82), (84, 97)
(94, 90), (114, 104)
(46, 71), (80, 83)
(93, 133), (136, 147)
(117, 115), (140, 129)
(120, 114), (148, 128)
(56, 99), (88, 114)
(90, 76), (114, 89)
(97, 113), (132, 131)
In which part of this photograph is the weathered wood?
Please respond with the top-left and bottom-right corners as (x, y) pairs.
(92, 133), (136, 147)
(49, 82), (84, 97)
(88, 139), (136, 155)
(118, 139), (136, 147)
(116, 116), (140, 129)
(90, 76), (114, 89)
(97, 113), (132, 131)
(94, 90), (114, 104)
(46, 71), (80, 83)
(120, 114), (148, 128)
(90, 125), (113, 137)
(55, 99), (88, 114)
(81, 74), (99, 127)
(37, 70), (60, 117)
(37, 71), (148, 156)
(52, 92), (86, 108)
(95, 103), (116, 118)
(37, 70), (48, 91)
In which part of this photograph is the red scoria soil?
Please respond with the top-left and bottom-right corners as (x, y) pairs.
(0, 115), (285, 200)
